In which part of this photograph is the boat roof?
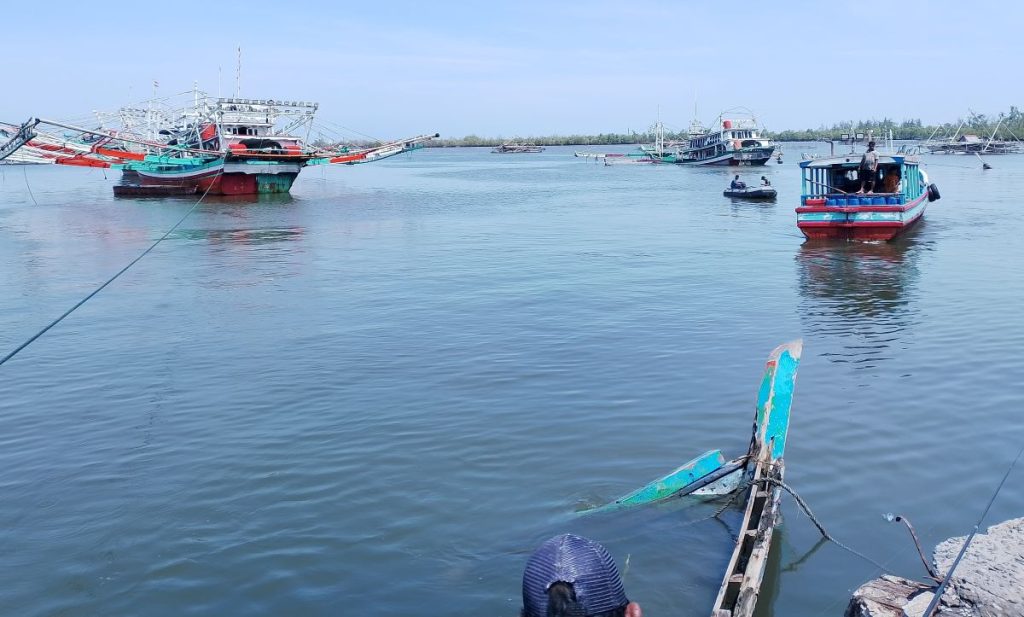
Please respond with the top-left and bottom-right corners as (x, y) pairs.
(799, 154), (917, 168)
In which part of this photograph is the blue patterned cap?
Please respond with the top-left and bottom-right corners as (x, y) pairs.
(522, 534), (629, 617)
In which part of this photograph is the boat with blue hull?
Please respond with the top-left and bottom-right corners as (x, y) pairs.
(796, 153), (940, 241)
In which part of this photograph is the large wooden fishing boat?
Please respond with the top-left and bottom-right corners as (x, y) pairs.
(796, 151), (940, 241)
(676, 113), (776, 166)
(0, 92), (438, 196)
(582, 341), (802, 616)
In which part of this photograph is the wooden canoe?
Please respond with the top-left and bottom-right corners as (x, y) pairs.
(711, 340), (801, 617)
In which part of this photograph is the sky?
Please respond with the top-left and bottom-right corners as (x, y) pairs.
(2, 1), (1021, 140)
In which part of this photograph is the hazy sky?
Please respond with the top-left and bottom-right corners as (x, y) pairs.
(3, 1), (1020, 139)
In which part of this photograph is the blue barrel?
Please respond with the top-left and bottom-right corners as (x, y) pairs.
(872, 197), (885, 205)
(847, 197), (860, 206)
(826, 198), (837, 206)
(886, 196), (897, 205)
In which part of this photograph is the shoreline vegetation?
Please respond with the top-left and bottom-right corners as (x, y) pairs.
(420, 108), (1024, 148)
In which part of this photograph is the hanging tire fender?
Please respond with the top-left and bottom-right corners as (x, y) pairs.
(927, 183), (941, 202)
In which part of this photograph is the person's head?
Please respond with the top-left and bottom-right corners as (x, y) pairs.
(734, 174), (740, 179)
(867, 141), (876, 151)
(522, 534), (641, 617)
(761, 176), (767, 181)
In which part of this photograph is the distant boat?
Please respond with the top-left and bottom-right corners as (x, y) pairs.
(492, 142), (545, 153)
(603, 153), (661, 166)
(675, 111), (776, 166)
(922, 116), (1021, 155)
(796, 148), (940, 241)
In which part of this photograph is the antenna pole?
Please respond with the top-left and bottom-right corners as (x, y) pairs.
(235, 46), (241, 98)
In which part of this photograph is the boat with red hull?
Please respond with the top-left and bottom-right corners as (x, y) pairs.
(796, 152), (940, 241)
(0, 94), (438, 197)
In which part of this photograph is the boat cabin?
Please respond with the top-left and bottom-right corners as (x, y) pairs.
(799, 154), (925, 206)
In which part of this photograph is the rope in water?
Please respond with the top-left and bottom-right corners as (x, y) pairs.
(0, 172), (222, 368)
(23, 165), (38, 205)
(675, 475), (891, 573)
(766, 478), (890, 573)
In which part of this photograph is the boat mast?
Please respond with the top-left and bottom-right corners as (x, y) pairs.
(235, 46), (241, 98)
(655, 105), (664, 156)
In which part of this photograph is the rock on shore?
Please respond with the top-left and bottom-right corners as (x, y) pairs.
(845, 517), (1024, 617)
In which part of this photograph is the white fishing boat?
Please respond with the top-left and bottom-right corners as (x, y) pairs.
(676, 111), (776, 166)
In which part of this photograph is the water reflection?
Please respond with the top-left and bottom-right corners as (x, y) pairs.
(202, 193), (296, 207)
(796, 228), (928, 367)
(175, 227), (305, 246)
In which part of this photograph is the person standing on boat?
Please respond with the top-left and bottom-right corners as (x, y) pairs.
(858, 141), (879, 193)
(522, 534), (642, 617)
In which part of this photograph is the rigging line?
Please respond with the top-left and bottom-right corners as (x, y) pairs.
(0, 171), (223, 368)
(922, 442), (1024, 617)
(23, 165), (38, 206)
(317, 118), (383, 144)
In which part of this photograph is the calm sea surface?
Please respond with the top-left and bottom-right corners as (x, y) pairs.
(1, 145), (1022, 616)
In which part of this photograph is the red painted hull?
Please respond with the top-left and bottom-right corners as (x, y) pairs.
(123, 164), (299, 196)
(797, 216), (924, 241)
(796, 194), (928, 241)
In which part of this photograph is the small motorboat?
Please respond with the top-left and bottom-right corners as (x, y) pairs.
(724, 186), (778, 200)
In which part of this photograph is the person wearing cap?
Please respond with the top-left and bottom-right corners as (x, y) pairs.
(857, 141), (879, 194)
(522, 534), (642, 617)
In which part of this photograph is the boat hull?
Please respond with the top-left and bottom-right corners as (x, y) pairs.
(120, 159), (303, 196)
(724, 188), (777, 200)
(796, 193), (928, 241)
(679, 147), (775, 166)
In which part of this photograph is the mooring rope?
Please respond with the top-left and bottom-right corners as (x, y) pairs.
(0, 173), (222, 368)
(23, 165), (38, 205)
(765, 477), (891, 573)
(921, 442), (1024, 617)
(665, 474), (890, 573)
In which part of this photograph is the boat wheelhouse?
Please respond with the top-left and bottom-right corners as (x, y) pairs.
(796, 153), (940, 241)
(676, 115), (776, 166)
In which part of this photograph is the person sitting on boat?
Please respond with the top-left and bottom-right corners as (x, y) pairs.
(760, 176), (771, 187)
(882, 167), (901, 193)
(857, 141), (879, 194)
(730, 174), (746, 190)
(522, 534), (642, 617)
